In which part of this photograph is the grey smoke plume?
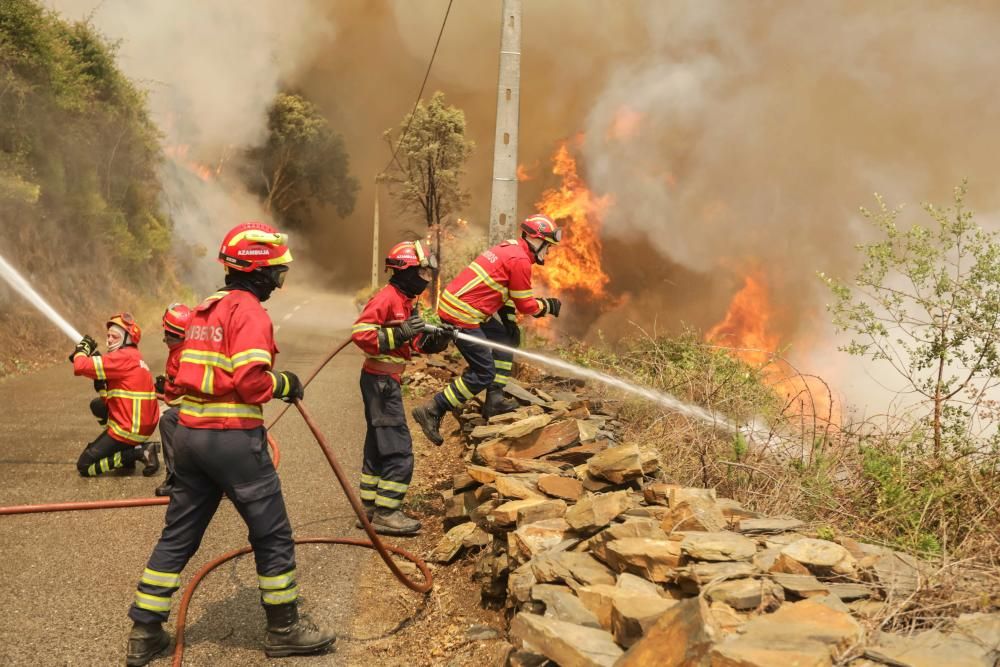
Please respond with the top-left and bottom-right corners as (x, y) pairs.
(48, 0), (332, 287)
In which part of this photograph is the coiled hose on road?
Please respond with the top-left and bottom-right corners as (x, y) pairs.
(0, 337), (434, 665)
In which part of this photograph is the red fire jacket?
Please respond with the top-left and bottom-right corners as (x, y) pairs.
(174, 289), (278, 430)
(352, 284), (426, 382)
(162, 345), (184, 406)
(438, 238), (542, 328)
(73, 346), (159, 445)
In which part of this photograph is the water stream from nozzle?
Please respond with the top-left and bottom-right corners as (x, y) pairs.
(0, 253), (82, 342)
(436, 326), (742, 433)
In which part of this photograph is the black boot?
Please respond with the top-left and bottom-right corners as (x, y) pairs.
(354, 500), (375, 529)
(371, 507), (422, 536)
(482, 386), (519, 419)
(264, 603), (336, 658)
(125, 621), (170, 666)
(154, 472), (174, 497)
(411, 401), (445, 446)
(141, 441), (161, 477)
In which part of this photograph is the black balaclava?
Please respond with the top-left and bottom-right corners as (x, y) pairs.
(223, 267), (282, 302)
(390, 266), (430, 298)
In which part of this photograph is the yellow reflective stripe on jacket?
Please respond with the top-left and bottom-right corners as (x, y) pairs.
(141, 568), (181, 588)
(134, 591), (172, 612)
(509, 288), (533, 299)
(200, 366), (214, 394)
(438, 300), (479, 325)
(179, 398), (263, 420)
(105, 389), (157, 400)
(440, 291), (485, 324)
(261, 586), (299, 605)
(180, 349), (234, 372)
(365, 353), (408, 365)
(107, 420), (149, 444)
(93, 356), (106, 381)
(231, 348), (272, 369)
(469, 262), (509, 298)
(132, 398), (140, 433)
(258, 570), (296, 590)
(352, 323), (380, 333)
(386, 327), (396, 349)
(452, 274), (483, 298)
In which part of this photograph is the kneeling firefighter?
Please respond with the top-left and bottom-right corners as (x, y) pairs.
(152, 302), (192, 497)
(350, 240), (452, 535)
(70, 314), (161, 477)
(125, 222), (334, 666)
(412, 214), (563, 445)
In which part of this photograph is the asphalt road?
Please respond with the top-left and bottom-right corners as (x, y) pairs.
(0, 286), (379, 666)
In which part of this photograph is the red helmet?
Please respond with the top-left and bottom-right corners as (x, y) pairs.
(521, 214), (562, 245)
(107, 312), (141, 344)
(385, 240), (437, 272)
(162, 303), (192, 338)
(218, 222), (292, 272)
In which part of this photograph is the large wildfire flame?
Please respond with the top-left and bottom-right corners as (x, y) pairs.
(708, 271), (840, 427)
(533, 138), (612, 298)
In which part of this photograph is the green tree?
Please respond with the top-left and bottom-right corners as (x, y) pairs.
(821, 183), (1000, 455)
(245, 92), (358, 228)
(382, 91), (474, 302)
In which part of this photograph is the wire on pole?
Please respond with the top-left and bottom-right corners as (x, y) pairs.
(381, 0), (454, 177)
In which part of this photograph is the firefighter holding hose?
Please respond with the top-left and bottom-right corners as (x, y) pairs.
(70, 314), (161, 477)
(412, 214), (563, 445)
(152, 302), (191, 497)
(350, 240), (452, 536)
(125, 222), (334, 666)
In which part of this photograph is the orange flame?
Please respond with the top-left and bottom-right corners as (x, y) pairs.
(534, 139), (611, 298)
(516, 164), (532, 182)
(708, 271), (840, 427)
(706, 272), (779, 367)
(164, 144), (219, 182)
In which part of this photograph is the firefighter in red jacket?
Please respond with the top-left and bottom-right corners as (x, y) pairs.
(70, 313), (160, 477)
(152, 302), (191, 497)
(412, 214), (563, 445)
(351, 240), (452, 535)
(125, 222), (334, 666)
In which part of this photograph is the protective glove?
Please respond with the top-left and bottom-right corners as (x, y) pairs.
(396, 313), (426, 341)
(270, 370), (304, 403)
(69, 335), (98, 362)
(417, 325), (453, 354)
(154, 375), (166, 395)
(93, 379), (108, 393)
(533, 297), (562, 318)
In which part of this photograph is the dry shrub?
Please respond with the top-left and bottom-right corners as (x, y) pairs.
(562, 331), (1000, 567)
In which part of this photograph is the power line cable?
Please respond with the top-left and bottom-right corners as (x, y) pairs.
(381, 0), (454, 176)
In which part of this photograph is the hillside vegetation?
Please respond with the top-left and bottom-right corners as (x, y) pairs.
(0, 0), (175, 375)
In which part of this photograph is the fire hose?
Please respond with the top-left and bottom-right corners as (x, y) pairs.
(0, 336), (433, 665)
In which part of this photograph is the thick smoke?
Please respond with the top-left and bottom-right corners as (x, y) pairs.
(45, 1), (1000, 408)
(48, 0), (332, 287)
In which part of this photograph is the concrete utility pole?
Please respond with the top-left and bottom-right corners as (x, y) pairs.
(488, 0), (522, 246)
(371, 175), (381, 291)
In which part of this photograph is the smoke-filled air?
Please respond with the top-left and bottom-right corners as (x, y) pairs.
(44, 0), (1000, 402)
(6, 3), (1000, 663)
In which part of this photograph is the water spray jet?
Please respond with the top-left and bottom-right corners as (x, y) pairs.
(427, 324), (746, 434)
(0, 253), (82, 342)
